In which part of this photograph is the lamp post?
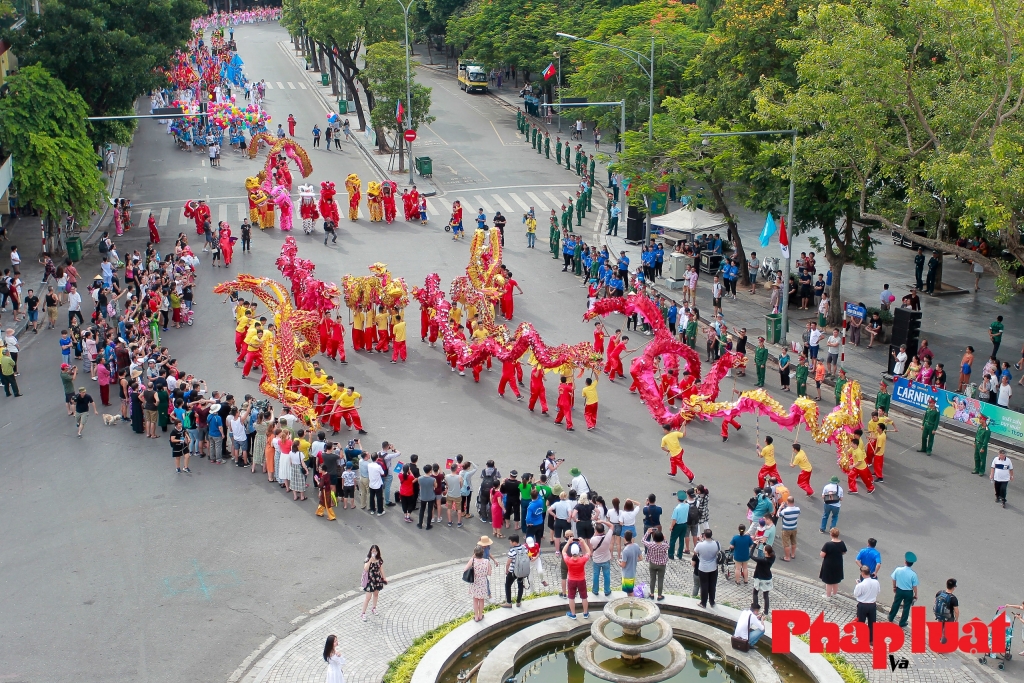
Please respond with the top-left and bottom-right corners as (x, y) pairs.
(701, 129), (798, 343)
(553, 50), (561, 133)
(397, 0), (415, 185)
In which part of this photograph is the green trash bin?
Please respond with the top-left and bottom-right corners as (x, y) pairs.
(338, 99), (348, 114)
(66, 236), (83, 262)
(321, 73), (330, 86)
(415, 156), (432, 177)
(765, 313), (782, 344)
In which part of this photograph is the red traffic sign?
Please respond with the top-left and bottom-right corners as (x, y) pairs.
(404, 129), (417, 143)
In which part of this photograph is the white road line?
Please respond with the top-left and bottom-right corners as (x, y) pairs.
(456, 197), (471, 212)
(299, 82), (307, 90)
(276, 82), (285, 90)
(218, 204), (228, 223)
(158, 207), (169, 227)
(473, 195), (494, 214)
(491, 194), (513, 212)
(201, 159), (206, 167)
(425, 198), (442, 216)
(543, 191), (564, 208)
(264, 82), (272, 89)
(288, 82), (296, 89)
(525, 191), (549, 212)
(136, 210), (148, 225)
(178, 208), (188, 225)
(237, 203), (247, 221)
(508, 193), (531, 211)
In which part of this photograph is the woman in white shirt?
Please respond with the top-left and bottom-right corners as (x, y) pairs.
(323, 634), (345, 683)
(619, 499), (640, 539)
(892, 344), (908, 376)
(607, 498), (623, 558)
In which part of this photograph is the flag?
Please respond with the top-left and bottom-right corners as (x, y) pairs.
(542, 63), (556, 81)
(779, 216), (790, 259)
(396, 100), (404, 123)
(759, 213), (777, 248)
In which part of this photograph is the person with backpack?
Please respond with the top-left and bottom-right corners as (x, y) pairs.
(819, 476), (843, 532)
(477, 460), (501, 523)
(934, 578), (959, 642)
(503, 534), (530, 608)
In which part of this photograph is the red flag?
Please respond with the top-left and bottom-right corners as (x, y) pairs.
(396, 100), (404, 123)
(542, 63), (556, 81)
(779, 216), (790, 259)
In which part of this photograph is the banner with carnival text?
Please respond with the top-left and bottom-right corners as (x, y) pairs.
(891, 377), (1024, 443)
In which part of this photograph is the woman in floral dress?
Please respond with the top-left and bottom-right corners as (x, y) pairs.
(466, 546), (492, 622)
(360, 545), (387, 621)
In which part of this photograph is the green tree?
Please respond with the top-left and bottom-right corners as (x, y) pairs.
(0, 66), (105, 254)
(363, 40), (435, 163)
(5, 0), (205, 146)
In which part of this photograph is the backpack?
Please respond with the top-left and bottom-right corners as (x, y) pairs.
(0, 277), (9, 296)
(934, 591), (954, 621)
(686, 502), (700, 526)
(512, 547), (531, 579)
(746, 496), (758, 511)
(822, 485), (841, 505)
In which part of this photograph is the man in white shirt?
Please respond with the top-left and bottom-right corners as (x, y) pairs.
(826, 330), (841, 376)
(367, 453), (386, 515)
(693, 529), (721, 608)
(820, 476), (843, 532)
(853, 565), (880, 640)
(569, 467), (590, 497)
(67, 285), (83, 326)
(807, 323), (822, 371)
(997, 376), (1012, 408)
(734, 604), (766, 646)
(991, 449), (1013, 507)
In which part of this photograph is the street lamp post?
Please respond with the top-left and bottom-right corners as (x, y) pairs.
(397, 0), (415, 185)
(701, 130), (798, 344)
(554, 50), (561, 133)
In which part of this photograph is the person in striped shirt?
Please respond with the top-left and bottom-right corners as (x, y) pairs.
(778, 496), (800, 561)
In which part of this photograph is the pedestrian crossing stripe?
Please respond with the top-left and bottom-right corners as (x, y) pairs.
(159, 207), (170, 227)
(264, 82), (272, 89)
(299, 82), (307, 90)
(288, 82), (296, 89)
(276, 82), (285, 90)
(491, 195), (512, 212)
(473, 195), (494, 214)
(179, 208), (187, 225)
(218, 204), (228, 223)
(237, 203), (247, 221)
(507, 193), (531, 211)
(525, 192), (548, 212)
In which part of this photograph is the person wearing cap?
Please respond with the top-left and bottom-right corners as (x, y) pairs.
(917, 397), (940, 455)
(74, 386), (99, 436)
(753, 339), (770, 387)
(888, 552), (919, 628)
(543, 450), (562, 487)
(569, 467), (590, 497)
(973, 415), (991, 475)
(668, 491), (690, 560)
(875, 380), (891, 412)
(819, 476), (843, 532)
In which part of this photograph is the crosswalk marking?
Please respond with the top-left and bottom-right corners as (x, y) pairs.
(525, 192), (548, 212)
(276, 82), (285, 90)
(158, 207), (169, 227)
(508, 193), (531, 211)
(264, 82), (272, 89)
(178, 208), (187, 225)
(473, 195), (494, 214)
(218, 204), (227, 223)
(237, 203), (247, 221)
(491, 194), (512, 212)
(288, 82), (296, 89)
(543, 191), (564, 208)
(425, 198), (441, 217)
(299, 82), (307, 90)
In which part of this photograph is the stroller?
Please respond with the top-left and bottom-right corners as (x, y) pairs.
(978, 606), (1018, 670)
(181, 306), (195, 327)
(717, 547), (735, 580)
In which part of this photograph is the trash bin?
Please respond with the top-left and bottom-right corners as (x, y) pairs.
(338, 99), (348, 114)
(321, 73), (330, 86)
(66, 236), (83, 262)
(765, 313), (782, 344)
(415, 156), (432, 177)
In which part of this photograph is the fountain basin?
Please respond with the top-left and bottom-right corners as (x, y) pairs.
(575, 635), (689, 683)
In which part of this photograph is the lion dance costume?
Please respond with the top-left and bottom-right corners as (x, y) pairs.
(272, 184), (294, 232)
(319, 181), (340, 226)
(344, 174), (361, 221)
(298, 183), (319, 235)
(184, 199), (212, 236)
(245, 175), (274, 229)
(366, 181), (383, 222)
(381, 180), (398, 224)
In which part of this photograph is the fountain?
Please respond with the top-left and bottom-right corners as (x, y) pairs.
(574, 597), (688, 683)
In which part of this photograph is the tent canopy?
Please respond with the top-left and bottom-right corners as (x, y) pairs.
(652, 207), (728, 235)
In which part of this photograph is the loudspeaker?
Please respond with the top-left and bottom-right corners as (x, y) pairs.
(891, 308), (922, 358)
(625, 205), (646, 243)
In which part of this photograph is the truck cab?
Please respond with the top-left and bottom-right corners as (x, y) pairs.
(457, 61), (488, 93)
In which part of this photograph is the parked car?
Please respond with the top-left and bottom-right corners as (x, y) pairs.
(891, 229), (929, 249)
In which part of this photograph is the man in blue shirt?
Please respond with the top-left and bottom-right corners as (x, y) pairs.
(476, 209), (487, 230)
(525, 489), (546, 540)
(888, 552), (919, 627)
(667, 304), (678, 335)
(617, 252), (629, 281)
(607, 202), (620, 235)
(206, 405), (225, 464)
(668, 491), (689, 559)
(855, 538), (882, 578)
(654, 243), (664, 277)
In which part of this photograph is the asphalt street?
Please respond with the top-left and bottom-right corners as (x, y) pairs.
(0, 23), (1019, 683)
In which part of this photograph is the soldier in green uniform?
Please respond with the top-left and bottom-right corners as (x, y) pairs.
(589, 154), (596, 179)
(566, 145), (572, 170)
(833, 368), (848, 404)
(973, 414), (991, 474)
(585, 183), (593, 212)
(576, 191), (585, 227)
(795, 355), (809, 397)
(875, 381), (891, 412)
(919, 397), (939, 455)
(550, 213), (561, 259)
(573, 238), (583, 275)
(685, 314), (698, 350)
(544, 133), (550, 158)
(532, 126), (538, 150)
(754, 337), (769, 386)
(565, 196), (574, 232)
(556, 137), (562, 165)
(517, 109), (522, 132)
(576, 148), (584, 176)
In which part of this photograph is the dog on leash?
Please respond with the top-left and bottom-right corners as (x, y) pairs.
(102, 414), (121, 426)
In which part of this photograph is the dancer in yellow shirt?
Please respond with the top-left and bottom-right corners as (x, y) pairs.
(756, 436), (782, 489)
(582, 375), (599, 430)
(391, 314), (408, 363)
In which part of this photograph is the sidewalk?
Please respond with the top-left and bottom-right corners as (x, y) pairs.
(236, 554), (996, 683)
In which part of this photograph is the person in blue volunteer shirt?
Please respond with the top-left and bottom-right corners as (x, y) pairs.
(641, 247), (655, 281)
(617, 252), (630, 280)
(667, 303), (679, 336)
(654, 243), (665, 277)
(562, 235), (575, 271)
(476, 209), (488, 230)
(609, 275), (624, 297)
(855, 538), (882, 578)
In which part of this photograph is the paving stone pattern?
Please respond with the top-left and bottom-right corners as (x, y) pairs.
(246, 553), (983, 683)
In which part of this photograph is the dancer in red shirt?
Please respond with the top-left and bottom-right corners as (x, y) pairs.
(498, 358), (523, 399)
(528, 365), (549, 414)
(553, 376), (575, 431)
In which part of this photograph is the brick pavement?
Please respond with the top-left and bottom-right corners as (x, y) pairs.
(239, 553), (996, 683)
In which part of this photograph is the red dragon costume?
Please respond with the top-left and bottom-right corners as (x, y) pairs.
(381, 180), (397, 224)
(184, 199), (212, 236)
(298, 183), (319, 235)
(402, 186), (420, 222)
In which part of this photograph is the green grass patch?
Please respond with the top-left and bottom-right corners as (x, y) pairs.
(797, 635), (869, 683)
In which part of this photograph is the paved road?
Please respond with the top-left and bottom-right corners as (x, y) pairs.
(0, 22), (1020, 683)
